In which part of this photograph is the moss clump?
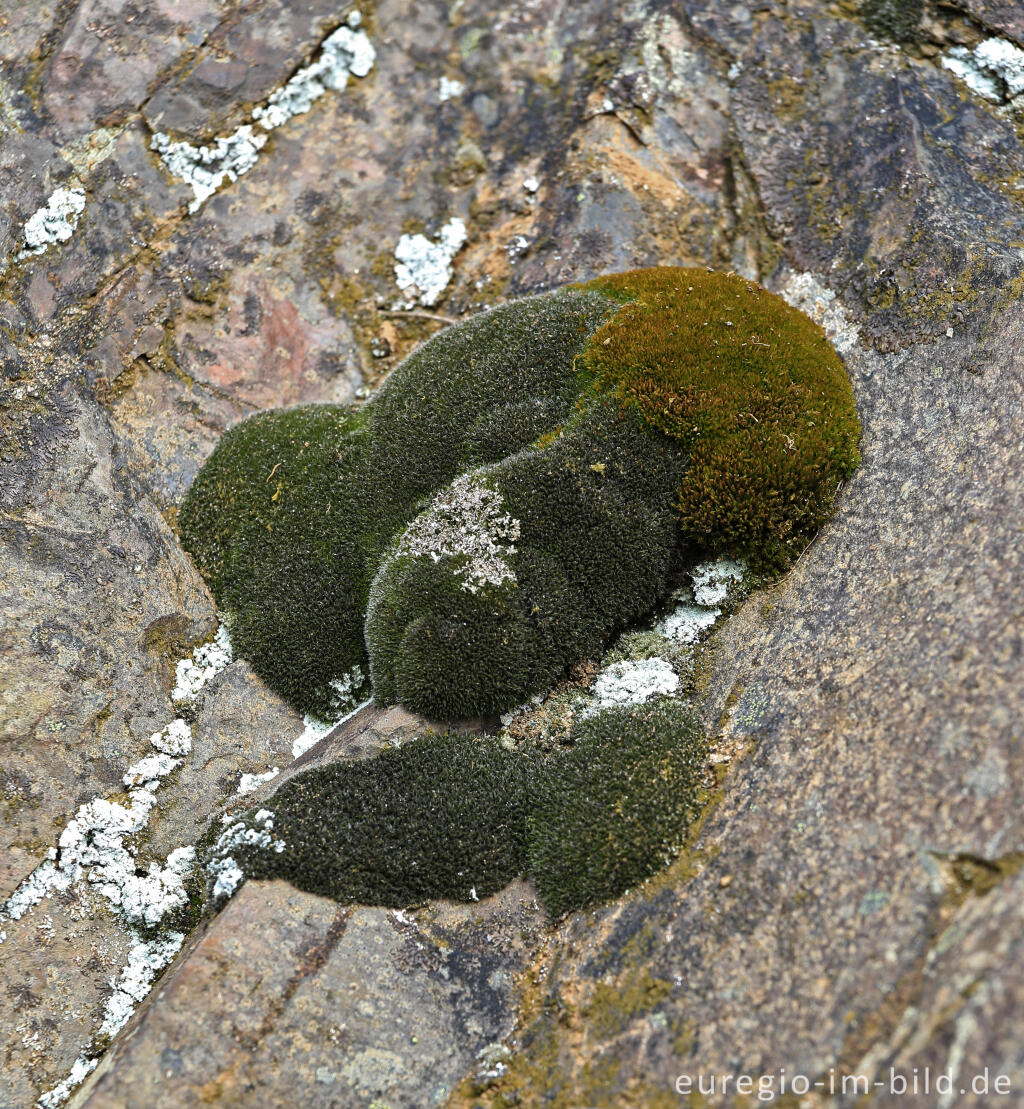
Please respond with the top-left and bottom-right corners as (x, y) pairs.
(179, 289), (614, 718)
(527, 699), (708, 917)
(211, 698), (706, 915)
(861, 0), (922, 42)
(235, 733), (531, 906)
(181, 268), (859, 720)
(366, 405), (686, 720)
(577, 267), (861, 569)
(178, 405), (377, 718)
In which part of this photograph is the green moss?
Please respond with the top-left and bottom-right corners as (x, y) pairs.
(233, 733), (530, 906)
(577, 267), (861, 570)
(366, 405), (686, 720)
(582, 972), (673, 1040)
(179, 290), (613, 718)
(178, 404), (380, 718)
(181, 267), (859, 720)
(527, 699), (708, 917)
(204, 699), (706, 915)
(861, 0), (922, 41)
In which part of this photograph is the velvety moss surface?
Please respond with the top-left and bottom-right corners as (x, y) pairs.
(527, 699), (708, 917)
(366, 405), (686, 720)
(179, 405), (379, 717)
(577, 267), (861, 569)
(236, 733), (531, 906)
(215, 698), (706, 916)
(179, 289), (614, 718)
(180, 267), (859, 719)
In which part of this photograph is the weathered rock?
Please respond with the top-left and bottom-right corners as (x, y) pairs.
(451, 293), (1024, 1103)
(2, 0), (1023, 1106)
(76, 877), (544, 1109)
(0, 376), (213, 896)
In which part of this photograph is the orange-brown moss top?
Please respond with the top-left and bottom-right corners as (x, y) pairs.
(577, 266), (861, 567)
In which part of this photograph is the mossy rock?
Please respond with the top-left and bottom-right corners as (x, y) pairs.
(180, 268), (859, 720)
(208, 698), (706, 916)
(861, 0), (923, 42)
(527, 699), (708, 917)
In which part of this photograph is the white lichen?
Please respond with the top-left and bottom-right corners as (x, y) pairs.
(207, 810), (285, 901)
(123, 752), (182, 790)
(253, 24), (376, 129)
(237, 767), (280, 795)
(656, 603), (720, 645)
(393, 217), (467, 306)
(292, 667), (370, 758)
(3, 637), (229, 1107)
(439, 76), (464, 102)
(506, 234), (530, 263)
(17, 186), (86, 259)
(778, 271), (861, 355)
(293, 712), (338, 759)
(149, 717), (193, 756)
(151, 127), (267, 214)
(210, 858), (244, 901)
(4, 719), (195, 931)
(326, 664), (366, 713)
(98, 932), (185, 1038)
(37, 1055), (98, 1109)
(171, 623), (232, 703)
(588, 657), (680, 710)
(690, 559), (745, 607)
(391, 472), (520, 593)
(153, 16), (375, 212)
(943, 38), (1024, 103)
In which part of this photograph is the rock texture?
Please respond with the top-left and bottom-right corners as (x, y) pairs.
(1, 0), (1023, 1106)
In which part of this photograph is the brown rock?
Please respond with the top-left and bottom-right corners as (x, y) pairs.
(76, 878), (543, 1109)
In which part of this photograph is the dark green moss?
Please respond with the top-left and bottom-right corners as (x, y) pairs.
(178, 405), (380, 719)
(365, 405), (687, 719)
(526, 699), (708, 917)
(206, 699), (706, 916)
(231, 733), (530, 906)
(180, 268), (859, 719)
(179, 290), (613, 718)
(861, 0), (922, 42)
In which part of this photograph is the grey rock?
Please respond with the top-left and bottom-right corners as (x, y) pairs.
(76, 877), (543, 1109)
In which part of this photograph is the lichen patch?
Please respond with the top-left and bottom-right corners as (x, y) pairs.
(391, 472), (521, 594)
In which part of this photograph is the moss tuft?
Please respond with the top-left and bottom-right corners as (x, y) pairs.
(234, 733), (531, 906)
(179, 290), (613, 718)
(209, 698), (707, 916)
(527, 699), (708, 917)
(178, 404), (378, 719)
(365, 405), (686, 719)
(577, 267), (861, 570)
(180, 268), (859, 719)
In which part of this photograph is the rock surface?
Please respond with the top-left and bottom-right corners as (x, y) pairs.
(1, 0), (1022, 1106)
